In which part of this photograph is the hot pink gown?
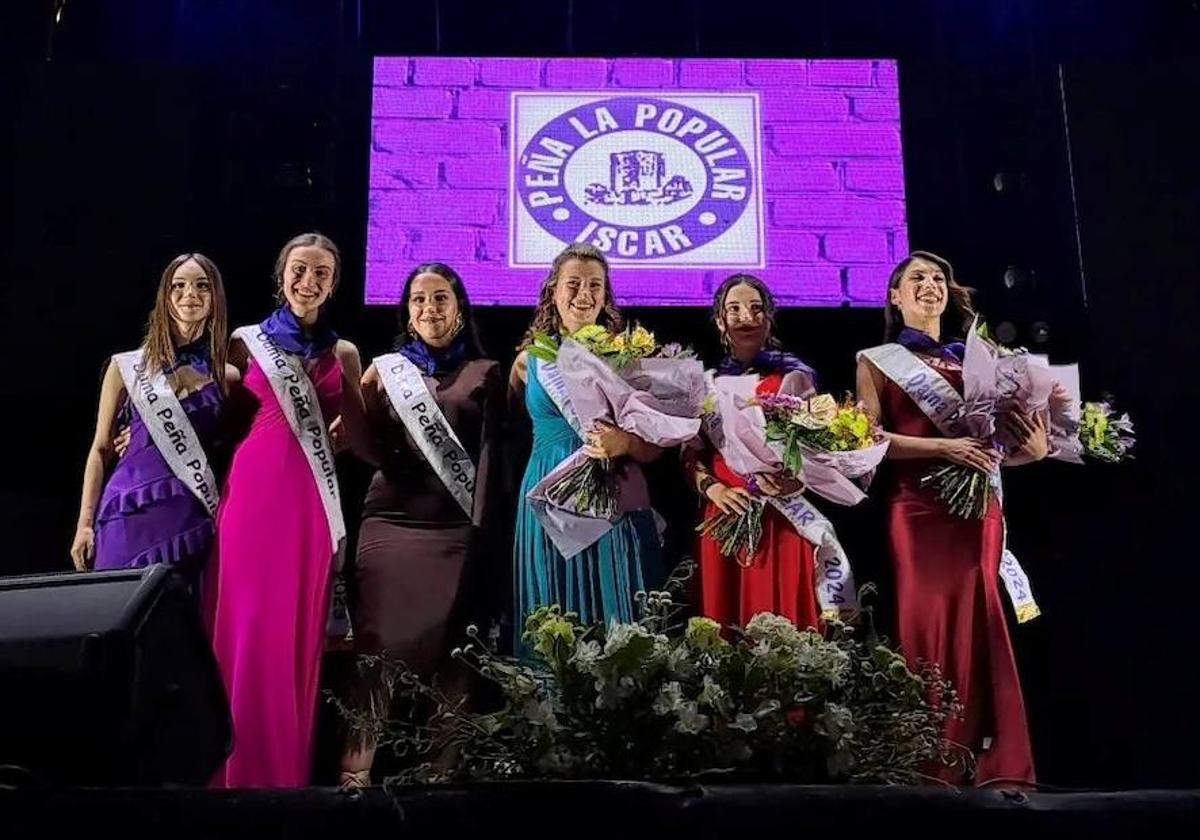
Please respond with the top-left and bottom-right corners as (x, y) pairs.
(205, 353), (343, 788)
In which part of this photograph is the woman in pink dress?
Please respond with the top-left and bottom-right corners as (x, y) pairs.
(205, 233), (372, 788)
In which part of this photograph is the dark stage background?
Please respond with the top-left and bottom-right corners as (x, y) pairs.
(2, 0), (1198, 789)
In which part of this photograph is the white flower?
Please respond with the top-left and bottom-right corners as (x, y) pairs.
(818, 702), (854, 745)
(653, 681), (684, 716)
(571, 640), (602, 672)
(673, 701), (711, 735)
(794, 642), (852, 687)
(521, 697), (559, 730)
(698, 675), (729, 713)
(744, 613), (805, 650)
(603, 621), (653, 656)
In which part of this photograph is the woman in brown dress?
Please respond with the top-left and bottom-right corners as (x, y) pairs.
(339, 262), (503, 786)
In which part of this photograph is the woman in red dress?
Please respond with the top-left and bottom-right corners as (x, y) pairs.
(684, 274), (825, 631)
(856, 251), (1048, 786)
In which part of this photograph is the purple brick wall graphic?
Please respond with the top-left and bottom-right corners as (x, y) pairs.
(366, 57), (907, 307)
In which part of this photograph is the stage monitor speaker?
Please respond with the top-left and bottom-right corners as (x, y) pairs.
(0, 565), (231, 786)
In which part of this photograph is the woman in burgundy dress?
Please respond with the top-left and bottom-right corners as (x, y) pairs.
(856, 251), (1048, 786)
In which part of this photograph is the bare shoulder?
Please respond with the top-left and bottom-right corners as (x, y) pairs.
(334, 338), (361, 361)
(510, 349), (529, 386)
(361, 360), (379, 381)
(101, 355), (127, 396)
(335, 339), (363, 380)
(856, 354), (884, 383)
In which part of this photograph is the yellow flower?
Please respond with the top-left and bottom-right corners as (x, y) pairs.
(685, 616), (727, 651)
(850, 413), (870, 439)
(609, 332), (627, 352)
(573, 324), (609, 344)
(630, 326), (657, 353)
(531, 614), (577, 660)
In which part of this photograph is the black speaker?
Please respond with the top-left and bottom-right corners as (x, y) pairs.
(0, 565), (231, 786)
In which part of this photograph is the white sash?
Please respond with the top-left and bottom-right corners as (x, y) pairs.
(234, 326), (346, 561)
(858, 342), (1041, 623)
(767, 491), (859, 619)
(858, 344), (963, 433)
(113, 350), (219, 517)
(534, 358), (584, 440)
(374, 353), (476, 519)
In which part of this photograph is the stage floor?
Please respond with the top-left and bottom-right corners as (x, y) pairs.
(3, 782), (1197, 838)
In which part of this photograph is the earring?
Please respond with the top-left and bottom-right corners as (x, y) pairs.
(407, 321), (420, 340)
(449, 313), (464, 338)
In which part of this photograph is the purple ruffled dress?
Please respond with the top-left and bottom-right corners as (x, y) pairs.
(93, 383), (222, 576)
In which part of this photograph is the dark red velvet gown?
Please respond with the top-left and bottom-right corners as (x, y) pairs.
(878, 356), (1035, 786)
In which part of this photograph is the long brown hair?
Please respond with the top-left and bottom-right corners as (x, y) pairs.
(142, 252), (229, 393)
(712, 272), (783, 351)
(517, 243), (623, 350)
(883, 250), (976, 342)
(272, 232), (342, 304)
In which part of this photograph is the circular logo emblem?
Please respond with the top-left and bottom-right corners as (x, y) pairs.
(516, 96), (754, 260)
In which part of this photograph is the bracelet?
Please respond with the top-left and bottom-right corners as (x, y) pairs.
(697, 474), (718, 496)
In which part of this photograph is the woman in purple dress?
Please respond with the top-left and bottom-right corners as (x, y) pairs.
(71, 252), (234, 583)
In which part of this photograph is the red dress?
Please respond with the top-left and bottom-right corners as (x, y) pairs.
(698, 373), (821, 631)
(878, 358), (1035, 786)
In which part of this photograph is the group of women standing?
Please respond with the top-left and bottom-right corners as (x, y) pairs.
(72, 236), (1046, 790)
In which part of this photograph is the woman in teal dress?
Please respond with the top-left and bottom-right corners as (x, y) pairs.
(509, 244), (664, 644)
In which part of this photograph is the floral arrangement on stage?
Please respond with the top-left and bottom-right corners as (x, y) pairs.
(524, 327), (704, 550)
(342, 574), (964, 786)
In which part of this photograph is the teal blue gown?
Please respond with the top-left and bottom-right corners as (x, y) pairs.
(514, 356), (664, 649)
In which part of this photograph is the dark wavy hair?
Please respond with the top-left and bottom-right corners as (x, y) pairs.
(711, 272), (783, 350)
(518, 243), (623, 350)
(883, 250), (977, 342)
(393, 262), (486, 358)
